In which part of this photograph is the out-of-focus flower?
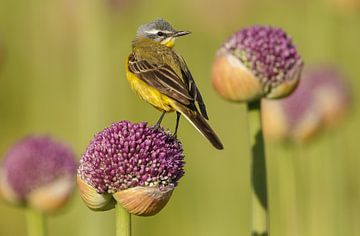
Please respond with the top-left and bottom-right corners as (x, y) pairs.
(77, 121), (185, 216)
(105, 0), (138, 13)
(329, 0), (360, 14)
(182, 0), (249, 35)
(212, 26), (303, 102)
(106, 0), (129, 8)
(0, 135), (77, 213)
(262, 65), (351, 142)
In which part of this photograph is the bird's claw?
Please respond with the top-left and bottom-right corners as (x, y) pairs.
(151, 123), (161, 131)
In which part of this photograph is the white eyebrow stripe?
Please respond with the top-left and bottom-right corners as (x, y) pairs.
(145, 29), (173, 35)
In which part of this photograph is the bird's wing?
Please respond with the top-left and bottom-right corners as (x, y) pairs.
(178, 55), (209, 119)
(128, 53), (193, 105)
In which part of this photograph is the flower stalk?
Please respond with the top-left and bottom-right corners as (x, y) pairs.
(212, 25), (303, 236)
(26, 207), (46, 236)
(116, 203), (131, 236)
(247, 101), (269, 236)
(278, 144), (299, 236)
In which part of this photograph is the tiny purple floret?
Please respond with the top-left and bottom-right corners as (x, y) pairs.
(222, 26), (302, 86)
(2, 135), (77, 200)
(78, 121), (185, 194)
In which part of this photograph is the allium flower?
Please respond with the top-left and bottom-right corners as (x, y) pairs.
(0, 135), (77, 213)
(329, 0), (360, 14)
(77, 121), (185, 216)
(106, 0), (131, 9)
(262, 65), (351, 142)
(212, 26), (303, 102)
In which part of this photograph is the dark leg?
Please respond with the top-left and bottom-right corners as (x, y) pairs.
(153, 111), (166, 129)
(174, 112), (181, 137)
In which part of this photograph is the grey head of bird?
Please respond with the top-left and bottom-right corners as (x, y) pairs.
(136, 18), (190, 47)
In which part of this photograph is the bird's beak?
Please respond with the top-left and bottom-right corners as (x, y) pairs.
(173, 30), (191, 37)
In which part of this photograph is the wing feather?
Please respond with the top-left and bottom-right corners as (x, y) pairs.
(178, 55), (209, 119)
(128, 50), (209, 120)
(128, 53), (193, 105)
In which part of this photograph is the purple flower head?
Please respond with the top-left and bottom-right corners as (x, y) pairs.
(283, 65), (350, 129)
(262, 64), (351, 142)
(78, 121), (185, 195)
(223, 26), (303, 88)
(1, 135), (77, 201)
(106, 0), (132, 10)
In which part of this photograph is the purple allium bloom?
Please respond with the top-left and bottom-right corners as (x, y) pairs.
(223, 26), (302, 89)
(282, 65), (350, 129)
(262, 65), (351, 142)
(212, 25), (303, 102)
(78, 121), (185, 195)
(106, 0), (132, 10)
(2, 135), (77, 201)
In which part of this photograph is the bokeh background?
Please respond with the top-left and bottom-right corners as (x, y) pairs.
(0, 0), (359, 235)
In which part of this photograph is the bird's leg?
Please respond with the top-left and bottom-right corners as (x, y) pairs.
(174, 112), (181, 137)
(153, 111), (166, 129)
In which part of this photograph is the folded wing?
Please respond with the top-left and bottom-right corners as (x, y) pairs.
(128, 53), (193, 106)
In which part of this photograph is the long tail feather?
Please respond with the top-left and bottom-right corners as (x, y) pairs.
(173, 102), (223, 150)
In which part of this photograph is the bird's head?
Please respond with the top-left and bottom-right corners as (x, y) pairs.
(136, 18), (190, 48)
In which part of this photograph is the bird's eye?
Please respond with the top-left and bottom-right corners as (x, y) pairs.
(157, 31), (164, 36)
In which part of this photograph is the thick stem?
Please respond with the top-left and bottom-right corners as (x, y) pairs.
(247, 101), (269, 236)
(26, 207), (46, 236)
(116, 203), (131, 236)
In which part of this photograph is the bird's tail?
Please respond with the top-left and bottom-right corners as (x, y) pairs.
(172, 101), (224, 150)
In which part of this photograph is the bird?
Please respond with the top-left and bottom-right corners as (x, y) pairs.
(125, 18), (223, 150)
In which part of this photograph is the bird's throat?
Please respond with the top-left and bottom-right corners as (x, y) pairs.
(161, 37), (176, 48)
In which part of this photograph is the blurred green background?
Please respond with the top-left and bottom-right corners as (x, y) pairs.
(0, 0), (359, 235)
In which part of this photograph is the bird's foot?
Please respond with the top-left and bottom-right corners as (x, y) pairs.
(151, 123), (161, 131)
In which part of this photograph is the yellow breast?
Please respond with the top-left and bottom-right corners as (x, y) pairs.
(125, 64), (175, 112)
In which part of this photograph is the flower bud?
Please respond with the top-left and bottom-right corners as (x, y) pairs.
(262, 65), (351, 143)
(212, 26), (303, 102)
(77, 121), (185, 216)
(0, 135), (77, 213)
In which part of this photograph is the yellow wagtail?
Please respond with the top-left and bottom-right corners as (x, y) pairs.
(125, 18), (223, 150)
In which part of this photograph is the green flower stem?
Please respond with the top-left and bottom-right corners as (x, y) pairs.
(247, 101), (269, 236)
(279, 144), (299, 236)
(116, 203), (131, 236)
(26, 207), (46, 236)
